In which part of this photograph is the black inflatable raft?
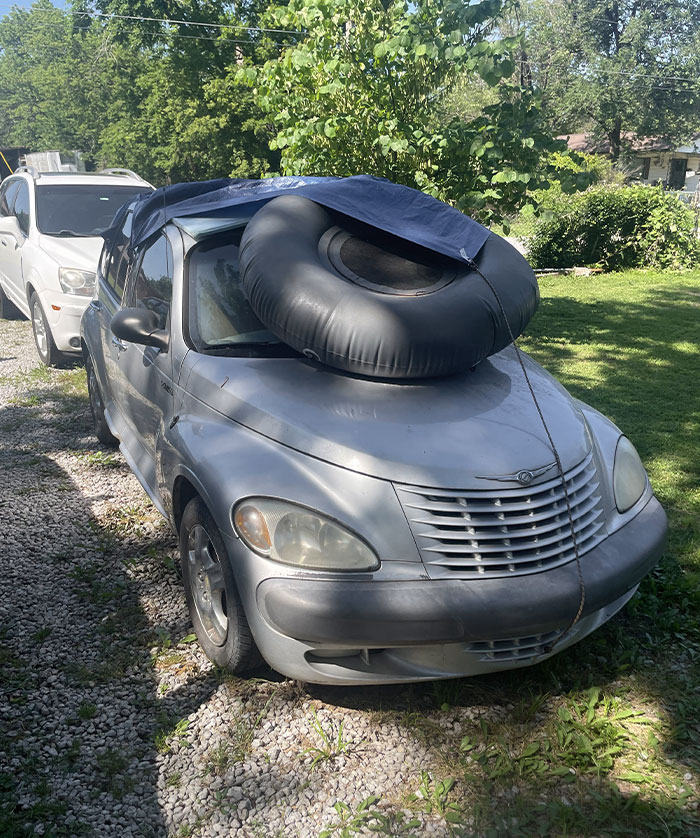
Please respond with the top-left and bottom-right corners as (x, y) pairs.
(239, 194), (539, 379)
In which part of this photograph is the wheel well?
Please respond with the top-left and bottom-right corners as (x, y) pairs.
(172, 476), (200, 536)
(25, 282), (36, 307)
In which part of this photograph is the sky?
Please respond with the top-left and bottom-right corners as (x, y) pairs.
(2, 1), (69, 9)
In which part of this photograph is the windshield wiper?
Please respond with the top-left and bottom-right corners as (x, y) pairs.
(46, 230), (94, 238)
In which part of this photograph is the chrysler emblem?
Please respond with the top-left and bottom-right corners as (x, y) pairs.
(476, 462), (557, 486)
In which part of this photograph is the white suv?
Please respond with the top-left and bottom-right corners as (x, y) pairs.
(0, 167), (153, 365)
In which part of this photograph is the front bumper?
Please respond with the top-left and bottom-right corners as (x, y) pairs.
(247, 496), (667, 684)
(40, 288), (88, 353)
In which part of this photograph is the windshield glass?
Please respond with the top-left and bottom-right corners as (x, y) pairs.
(187, 234), (280, 351)
(36, 184), (150, 236)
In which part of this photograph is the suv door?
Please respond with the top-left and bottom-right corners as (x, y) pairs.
(0, 179), (27, 309)
(113, 232), (175, 493)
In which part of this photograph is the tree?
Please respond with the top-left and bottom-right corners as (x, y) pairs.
(242, 0), (584, 225)
(0, 0), (279, 183)
(0, 1), (113, 160)
(520, 0), (700, 159)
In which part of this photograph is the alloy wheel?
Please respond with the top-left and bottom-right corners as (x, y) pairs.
(32, 301), (48, 359)
(187, 524), (228, 646)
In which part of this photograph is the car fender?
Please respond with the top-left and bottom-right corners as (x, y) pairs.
(164, 396), (421, 566)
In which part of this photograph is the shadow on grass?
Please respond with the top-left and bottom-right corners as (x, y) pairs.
(524, 286), (700, 480)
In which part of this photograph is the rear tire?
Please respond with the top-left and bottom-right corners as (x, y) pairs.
(86, 353), (118, 447)
(0, 284), (20, 319)
(30, 291), (64, 367)
(180, 497), (263, 673)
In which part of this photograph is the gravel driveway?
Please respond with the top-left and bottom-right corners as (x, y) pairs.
(0, 318), (484, 838)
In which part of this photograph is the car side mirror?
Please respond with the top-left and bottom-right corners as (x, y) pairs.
(111, 307), (169, 352)
(0, 216), (23, 245)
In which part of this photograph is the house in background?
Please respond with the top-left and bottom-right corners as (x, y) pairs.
(0, 149), (86, 180)
(563, 132), (700, 193)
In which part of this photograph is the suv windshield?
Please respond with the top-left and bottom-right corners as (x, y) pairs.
(36, 184), (150, 236)
(187, 234), (281, 352)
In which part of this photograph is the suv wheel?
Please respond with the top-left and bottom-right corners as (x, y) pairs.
(0, 285), (20, 319)
(86, 354), (118, 446)
(180, 497), (263, 674)
(30, 291), (63, 367)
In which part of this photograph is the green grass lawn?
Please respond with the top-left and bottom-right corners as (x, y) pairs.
(459, 268), (700, 836)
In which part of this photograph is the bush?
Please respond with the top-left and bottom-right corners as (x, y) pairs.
(496, 151), (620, 240)
(527, 185), (700, 271)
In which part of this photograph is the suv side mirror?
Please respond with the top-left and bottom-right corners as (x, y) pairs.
(111, 307), (169, 352)
(0, 216), (24, 245)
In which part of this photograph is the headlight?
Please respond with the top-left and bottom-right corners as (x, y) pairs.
(613, 436), (648, 513)
(58, 268), (96, 296)
(232, 498), (380, 572)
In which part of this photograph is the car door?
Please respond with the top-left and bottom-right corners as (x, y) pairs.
(0, 179), (25, 308)
(115, 231), (175, 479)
(92, 208), (135, 437)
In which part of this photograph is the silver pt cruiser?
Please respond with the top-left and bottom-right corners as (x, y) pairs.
(81, 195), (667, 686)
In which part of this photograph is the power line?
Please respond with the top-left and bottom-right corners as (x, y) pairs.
(0, 14), (287, 47)
(0, 4), (302, 36)
(510, 57), (700, 86)
(1, 9), (698, 90)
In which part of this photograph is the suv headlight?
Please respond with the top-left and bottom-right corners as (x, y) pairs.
(58, 268), (96, 296)
(613, 436), (648, 513)
(233, 498), (380, 572)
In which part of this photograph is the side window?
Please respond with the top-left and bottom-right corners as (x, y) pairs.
(130, 235), (173, 331)
(13, 181), (30, 235)
(0, 180), (20, 218)
(104, 210), (133, 302)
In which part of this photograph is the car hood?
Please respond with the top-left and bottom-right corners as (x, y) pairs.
(184, 347), (590, 488)
(38, 234), (103, 271)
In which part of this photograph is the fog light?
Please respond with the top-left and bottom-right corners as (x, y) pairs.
(69, 337), (81, 348)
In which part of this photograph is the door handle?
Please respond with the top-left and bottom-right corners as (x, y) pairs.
(90, 299), (103, 311)
(111, 336), (127, 353)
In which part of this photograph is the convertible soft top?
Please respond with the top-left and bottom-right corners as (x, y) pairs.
(102, 174), (491, 264)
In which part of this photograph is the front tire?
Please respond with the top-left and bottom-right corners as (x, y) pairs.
(180, 497), (262, 673)
(86, 353), (118, 446)
(30, 291), (63, 367)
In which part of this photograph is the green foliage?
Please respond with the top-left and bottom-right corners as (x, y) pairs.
(243, 0), (586, 224)
(413, 772), (464, 825)
(300, 709), (354, 769)
(520, 0), (700, 157)
(0, 1), (279, 183)
(528, 185), (700, 270)
(319, 795), (421, 837)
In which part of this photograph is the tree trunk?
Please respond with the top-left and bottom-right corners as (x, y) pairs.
(520, 47), (533, 90)
(608, 117), (622, 161)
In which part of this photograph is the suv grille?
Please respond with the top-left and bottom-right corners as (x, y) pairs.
(396, 452), (606, 579)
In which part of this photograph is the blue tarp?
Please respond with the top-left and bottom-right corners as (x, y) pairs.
(104, 174), (491, 264)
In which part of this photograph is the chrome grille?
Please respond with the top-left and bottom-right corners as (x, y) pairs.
(396, 452), (606, 578)
(467, 630), (563, 662)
